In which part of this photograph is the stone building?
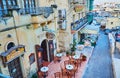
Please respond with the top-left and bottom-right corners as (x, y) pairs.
(0, 0), (91, 78)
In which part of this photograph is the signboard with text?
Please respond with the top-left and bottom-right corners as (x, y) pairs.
(6, 47), (25, 62)
(0, 45), (25, 67)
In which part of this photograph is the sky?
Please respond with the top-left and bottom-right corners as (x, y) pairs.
(94, 0), (120, 5)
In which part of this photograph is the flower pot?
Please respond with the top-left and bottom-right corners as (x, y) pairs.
(82, 55), (87, 61)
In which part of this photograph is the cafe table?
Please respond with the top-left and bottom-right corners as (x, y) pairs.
(56, 53), (62, 57)
(66, 64), (74, 78)
(40, 66), (49, 78)
(72, 55), (79, 60)
(66, 64), (74, 70)
(56, 53), (62, 62)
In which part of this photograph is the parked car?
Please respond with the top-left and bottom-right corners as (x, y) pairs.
(104, 29), (112, 35)
(115, 32), (120, 41)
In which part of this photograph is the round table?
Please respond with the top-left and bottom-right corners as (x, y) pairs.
(73, 55), (79, 60)
(56, 53), (62, 62)
(40, 66), (49, 78)
(56, 53), (62, 57)
(66, 64), (74, 70)
(40, 66), (49, 72)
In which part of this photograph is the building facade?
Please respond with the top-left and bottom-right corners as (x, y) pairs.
(0, 0), (91, 78)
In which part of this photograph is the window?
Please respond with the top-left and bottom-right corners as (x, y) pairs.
(78, 13), (80, 19)
(29, 53), (35, 65)
(23, 0), (36, 14)
(0, 0), (18, 17)
(73, 14), (75, 22)
(7, 42), (15, 50)
(58, 9), (67, 30)
(0, 67), (2, 73)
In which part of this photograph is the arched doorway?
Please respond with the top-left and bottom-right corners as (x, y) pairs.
(41, 39), (54, 62)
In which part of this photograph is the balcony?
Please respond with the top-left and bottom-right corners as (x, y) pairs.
(30, 7), (54, 17)
(71, 16), (88, 32)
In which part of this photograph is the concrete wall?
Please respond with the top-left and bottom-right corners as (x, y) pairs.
(116, 42), (120, 53)
(108, 33), (115, 54)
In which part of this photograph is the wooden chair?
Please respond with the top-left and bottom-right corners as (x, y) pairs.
(54, 56), (59, 63)
(39, 64), (48, 78)
(54, 72), (61, 78)
(69, 69), (76, 78)
(69, 57), (79, 72)
(60, 64), (67, 77)
(70, 62), (78, 73)
(37, 71), (42, 78)
(69, 56), (75, 63)
(38, 71), (48, 78)
(42, 61), (50, 66)
(66, 65), (76, 78)
(77, 58), (82, 66)
(64, 60), (70, 67)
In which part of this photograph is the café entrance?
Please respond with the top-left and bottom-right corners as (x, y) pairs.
(8, 57), (23, 78)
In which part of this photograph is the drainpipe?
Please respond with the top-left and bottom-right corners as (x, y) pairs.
(12, 13), (20, 45)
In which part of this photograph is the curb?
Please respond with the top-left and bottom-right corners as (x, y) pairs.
(81, 46), (95, 78)
(111, 55), (116, 78)
(108, 33), (116, 78)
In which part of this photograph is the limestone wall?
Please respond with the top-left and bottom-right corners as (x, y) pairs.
(108, 33), (115, 54)
(106, 17), (120, 29)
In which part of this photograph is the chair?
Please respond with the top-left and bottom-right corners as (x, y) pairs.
(64, 60), (70, 67)
(69, 56), (75, 63)
(54, 56), (59, 63)
(68, 70), (76, 78)
(54, 72), (61, 78)
(66, 64), (76, 78)
(42, 61), (50, 66)
(39, 64), (48, 78)
(37, 71), (42, 78)
(77, 58), (82, 66)
(60, 64), (67, 77)
(70, 61), (78, 73)
(38, 71), (48, 78)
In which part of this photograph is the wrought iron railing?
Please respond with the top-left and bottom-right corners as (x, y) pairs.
(0, 7), (54, 17)
(71, 16), (88, 31)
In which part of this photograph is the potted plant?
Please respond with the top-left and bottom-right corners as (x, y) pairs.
(70, 39), (77, 51)
(71, 51), (75, 56)
(66, 50), (70, 57)
(82, 55), (87, 61)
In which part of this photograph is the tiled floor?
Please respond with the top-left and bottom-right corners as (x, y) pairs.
(44, 47), (93, 78)
(47, 57), (86, 78)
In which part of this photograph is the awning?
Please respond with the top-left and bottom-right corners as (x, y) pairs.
(80, 28), (98, 34)
(79, 25), (99, 34)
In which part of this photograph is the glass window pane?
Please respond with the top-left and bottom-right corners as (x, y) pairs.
(8, 0), (11, 5)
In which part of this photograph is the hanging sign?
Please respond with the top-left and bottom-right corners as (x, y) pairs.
(74, 5), (84, 12)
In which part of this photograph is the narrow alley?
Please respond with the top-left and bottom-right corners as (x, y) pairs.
(82, 31), (114, 78)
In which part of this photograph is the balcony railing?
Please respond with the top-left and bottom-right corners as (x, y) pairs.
(0, 7), (54, 18)
(71, 16), (88, 31)
(20, 7), (54, 18)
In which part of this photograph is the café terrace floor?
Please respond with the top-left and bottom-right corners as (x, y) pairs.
(41, 46), (94, 78)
